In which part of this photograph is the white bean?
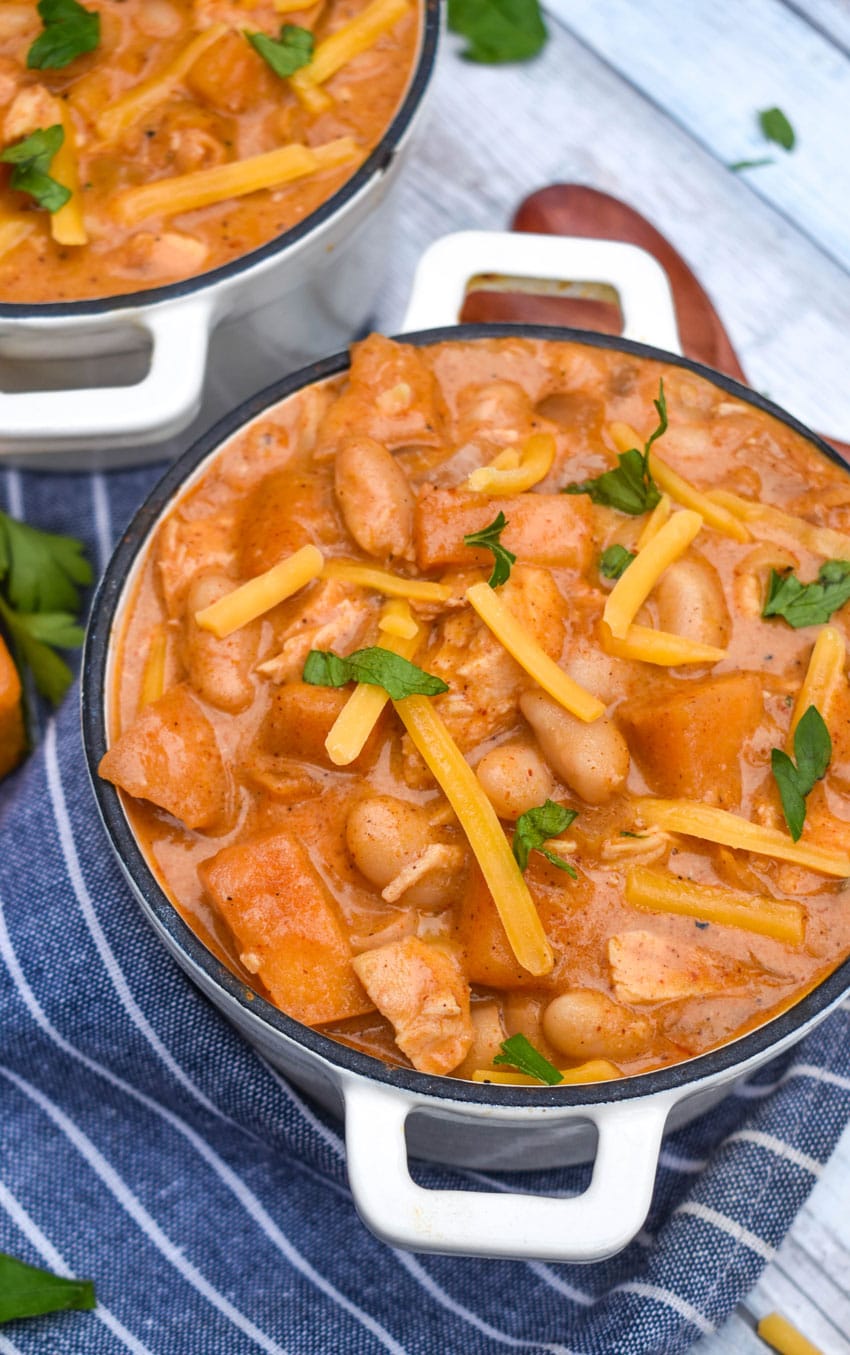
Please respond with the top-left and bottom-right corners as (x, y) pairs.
(654, 554), (730, 650)
(475, 742), (555, 820)
(346, 796), (461, 909)
(520, 691), (629, 805)
(184, 573), (257, 713)
(334, 437), (413, 561)
(134, 1), (182, 36)
(542, 990), (653, 1061)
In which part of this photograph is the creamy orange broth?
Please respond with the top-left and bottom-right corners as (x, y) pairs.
(101, 336), (850, 1082)
(0, 1), (420, 301)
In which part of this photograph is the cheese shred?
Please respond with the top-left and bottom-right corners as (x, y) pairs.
(625, 866), (805, 945)
(51, 107), (87, 246)
(472, 1060), (622, 1085)
(95, 25), (228, 142)
(599, 620), (726, 666)
(603, 509), (703, 639)
(708, 489), (850, 560)
(467, 433), (556, 495)
(465, 581), (605, 723)
(322, 559), (451, 602)
(195, 544), (323, 638)
(788, 626), (846, 747)
(640, 799), (850, 878)
(291, 0), (410, 112)
(324, 601), (420, 766)
(393, 693), (554, 976)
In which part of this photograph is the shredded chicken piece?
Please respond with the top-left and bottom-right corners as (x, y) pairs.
(381, 843), (466, 904)
(256, 581), (374, 684)
(600, 826), (671, 866)
(608, 930), (764, 1004)
(352, 936), (473, 1075)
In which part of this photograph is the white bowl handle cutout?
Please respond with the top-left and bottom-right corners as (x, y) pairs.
(401, 230), (682, 354)
(0, 297), (213, 457)
(344, 1079), (677, 1262)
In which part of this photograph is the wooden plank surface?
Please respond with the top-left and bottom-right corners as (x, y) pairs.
(374, 5), (850, 1349)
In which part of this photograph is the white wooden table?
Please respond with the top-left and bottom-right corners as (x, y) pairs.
(368, 3), (850, 1350)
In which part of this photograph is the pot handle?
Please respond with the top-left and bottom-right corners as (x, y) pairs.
(401, 229), (682, 354)
(343, 1079), (676, 1262)
(0, 297), (212, 457)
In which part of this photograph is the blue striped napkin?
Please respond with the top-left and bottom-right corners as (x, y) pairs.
(2, 462), (849, 1355)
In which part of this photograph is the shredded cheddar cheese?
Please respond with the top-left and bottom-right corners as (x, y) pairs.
(609, 421), (749, 540)
(377, 598), (419, 639)
(50, 108), (87, 246)
(322, 559), (451, 603)
(709, 489), (850, 560)
(640, 799), (850, 878)
(467, 433), (556, 495)
(139, 626), (167, 710)
(194, 544), (323, 638)
(788, 626), (846, 746)
(95, 25), (228, 143)
(291, 0), (410, 112)
(393, 693), (554, 976)
(115, 138), (360, 225)
(603, 509), (703, 639)
(599, 620), (726, 666)
(465, 581), (605, 723)
(472, 1060), (622, 1085)
(636, 493), (671, 548)
(625, 866), (805, 945)
(324, 601), (421, 766)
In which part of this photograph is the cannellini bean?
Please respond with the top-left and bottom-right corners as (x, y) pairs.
(520, 691), (629, 805)
(475, 741), (555, 820)
(334, 437), (414, 561)
(346, 795), (462, 909)
(183, 573), (257, 713)
(455, 999), (507, 1078)
(654, 554), (730, 650)
(134, 1), (182, 36)
(542, 990), (654, 1061)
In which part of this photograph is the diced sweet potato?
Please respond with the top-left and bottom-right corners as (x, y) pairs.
(202, 831), (373, 1026)
(618, 673), (764, 809)
(414, 486), (593, 573)
(352, 936), (473, 1075)
(99, 683), (230, 831)
(238, 468), (343, 578)
(0, 636), (25, 780)
(260, 682), (384, 769)
(186, 31), (272, 113)
(317, 335), (444, 452)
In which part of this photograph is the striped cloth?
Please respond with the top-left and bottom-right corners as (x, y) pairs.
(2, 462), (850, 1355)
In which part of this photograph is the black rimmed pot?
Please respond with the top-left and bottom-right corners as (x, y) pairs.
(81, 324), (850, 1263)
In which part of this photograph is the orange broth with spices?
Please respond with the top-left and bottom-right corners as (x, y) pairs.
(100, 335), (850, 1084)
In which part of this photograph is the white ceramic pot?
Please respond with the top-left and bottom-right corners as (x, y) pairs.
(0, 0), (440, 470)
(82, 231), (850, 1263)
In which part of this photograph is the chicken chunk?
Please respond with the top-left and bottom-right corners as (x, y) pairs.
(3, 85), (59, 143)
(202, 831), (373, 1026)
(608, 930), (761, 1004)
(352, 936), (473, 1075)
(98, 684), (230, 831)
(257, 580), (375, 684)
(156, 511), (236, 618)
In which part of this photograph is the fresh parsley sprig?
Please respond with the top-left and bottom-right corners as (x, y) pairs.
(0, 126), (70, 214)
(771, 705), (831, 841)
(245, 24), (314, 78)
(599, 544), (635, 580)
(0, 511), (91, 705)
(302, 647), (448, 700)
(760, 106), (795, 151)
(512, 800), (578, 877)
(0, 1251), (95, 1324)
(463, 511), (516, 587)
(27, 0), (100, 70)
(492, 1033), (563, 1085)
(447, 0), (548, 63)
(563, 379), (667, 515)
(762, 560), (850, 629)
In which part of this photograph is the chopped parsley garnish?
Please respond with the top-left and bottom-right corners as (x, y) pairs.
(0, 126), (70, 213)
(512, 799), (578, 877)
(463, 511), (516, 587)
(762, 560), (850, 629)
(493, 1033), (563, 1085)
(447, 0), (547, 63)
(729, 157), (774, 173)
(27, 0), (100, 70)
(302, 647), (448, 700)
(563, 379), (667, 515)
(599, 544), (635, 580)
(245, 24), (314, 78)
(0, 1251), (95, 1323)
(0, 511), (91, 705)
(771, 705), (831, 841)
(759, 106), (795, 151)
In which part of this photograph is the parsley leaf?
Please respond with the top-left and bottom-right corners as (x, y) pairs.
(492, 1033), (563, 1085)
(0, 126), (70, 213)
(302, 647), (448, 700)
(0, 1251), (95, 1324)
(771, 705), (831, 841)
(245, 24), (314, 78)
(759, 106), (795, 152)
(463, 511), (516, 587)
(762, 560), (850, 629)
(599, 544), (635, 580)
(728, 157), (774, 172)
(0, 511), (91, 706)
(564, 379), (667, 515)
(27, 0), (100, 70)
(512, 799), (578, 877)
(447, 0), (547, 63)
